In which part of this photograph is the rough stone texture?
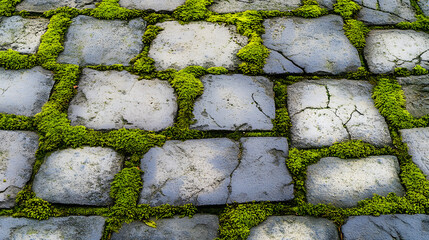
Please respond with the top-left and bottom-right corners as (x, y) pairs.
(0, 67), (54, 117)
(400, 127), (429, 180)
(317, 0), (336, 10)
(306, 156), (405, 208)
(365, 30), (429, 74)
(16, 0), (101, 12)
(353, 0), (416, 25)
(397, 75), (429, 118)
(248, 216), (340, 240)
(0, 16), (49, 54)
(262, 15), (361, 75)
(149, 21), (247, 71)
(191, 74), (275, 131)
(0, 131), (38, 208)
(111, 215), (219, 240)
(57, 16), (146, 66)
(68, 69), (177, 131)
(32, 147), (123, 206)
(288, 79), (392, 149)
(263, 51), (304, 74)
(342, 214), (429, 240)
(118, 0), (186, 11)
(208, 0), (301, 13)
(0, 216), (105, 240)
(419, 0), (429, 16)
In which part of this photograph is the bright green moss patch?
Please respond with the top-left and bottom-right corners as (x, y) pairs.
(293, 0), (328, 18)
(173, 0), (213, 22)
(0, 50), (37, 69)
(14, 186), (54, 220)
(272, 82), (291, 136)
(206, 66), (228, 75)
(0, 0), (21, 16)
(237, 37), (270, 75)
(397, 14), (429, 31)
(0, 113), (35, 130)
(142, 25), (163, 45)
(413, 65), (428, 75)
(91, 0), (140, 20)
(143, 13), (170, 25)
(395, 67), (411, 77)
(343, 19), (370, 49)
(334, 0), (361, 19)
(347, 66), (370, 79)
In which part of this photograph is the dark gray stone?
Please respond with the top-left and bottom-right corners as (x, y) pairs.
(16, 0), (101, 12)
(398, 75), (429, 118)
(400, 127), (429, 180)
(209, 0), (301, 13)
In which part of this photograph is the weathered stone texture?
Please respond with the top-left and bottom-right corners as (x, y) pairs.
(400, 127), (429, 180)
(353, 0), (416, 25)
(209, 0), (301, 13)
(16, 0), (101, 12)
(118, 0), (186, 11)
(398, 75), (429, 118)
(419, 0), (429, 16)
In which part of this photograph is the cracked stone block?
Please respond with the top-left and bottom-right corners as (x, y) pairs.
(111, 215), (219, 240)
(306, 156), (405, 208)
(16, 0), (101, 12)
(191, 74), (275, 131)
(0, 131), (38, 208)
(419, 0), (429, 16)
(0, 216), (105, 239)
(342, 215), (429, 240)
(248, 216), (340, 240)
(262, 15), (361, 75)
(400, 127), (429, 180)
(208, 0), (301, 13)
(398, 75), (429, 118)
(57, 16), (146, 66)
(32, 147), (123, 206)
(118, 0), (186, 11)
(353, 0), (416, 25)
(365, 30), (429, 74)
(0, 67), (54, 117)
(288, 79), (392, 148)
(68, 69), (177, 131)
(0, 16), (49, 54)
(149, 21), (247, 71)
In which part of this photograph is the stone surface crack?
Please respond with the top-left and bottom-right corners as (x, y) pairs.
(325, 85), (331, 108)
(332, 108), (352, 140)
(362, 5), (408, 20)
(344, 105), (364, 126)
(226, 140), (243, 204)
(251, 93), (271, 119)
(149, 177), (171, 200)
(267, 47), (306, 73)
(0, 86), (10, 95)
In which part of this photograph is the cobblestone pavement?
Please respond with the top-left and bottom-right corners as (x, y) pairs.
(0, 0), (428, 239)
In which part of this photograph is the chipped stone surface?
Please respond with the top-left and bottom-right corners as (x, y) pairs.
(288, 79), (392, 148)
(419, 0), (429, 16)
(342, 214), (429, 240)
(248, 216), (340, 240)
(208, 0), (301, 13)
(0, 67), (54, 117)
(306, 156), (405, 208)
(0, 216), (105, 240)
(68, 69), (177, 131)
(365, 30), (429, 74)
(57, 16), (146, 66)
(0, 16), (49, 54)
(397, 75), (429, 118)
(400, 127), (429, 180)
(149, 21), (247, 71)
(0, 131), (38, 208)
(16, 0), (100, 12)
(262, 15), (361, 74)
(111, 215), (219, 240)
(118, 0), (186, 11)
(191, 74), (275, 131)
(353, 0), (416, 25)
(33, 147), (123, 206)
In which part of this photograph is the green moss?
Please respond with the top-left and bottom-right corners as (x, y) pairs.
(272, 82), (291, 136)
(207, 67), (228, 75)
(397, 14), (429, 31)
(143, 13), (170, 25)
(0, 113), (35, 130)
(173, 0), (213, 22)
(334, 0), (361, 19)
(237, 37), (270, 75)
(413, 65), (428, 75)
(347, 66), (370, 79)
(14, 186), (54, 220)
(343, 19), (370, 49)
(0, 0), (21, 16)
(395, 67), (411, 77)
(133, 56), (156, 74)
(293, 0), (328, 18)
(90, 0), (140, 20)
(0, 50), (37, 69)
(87, 64), (127, 71)
(143, 25), (163, 45)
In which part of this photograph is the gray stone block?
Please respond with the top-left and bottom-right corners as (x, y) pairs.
(209, 0), (301, 13)
(419, 0), (429, 16)
(400, 127), (429, 180)
(118, 0), (186, 11)
(16, 0), (101, 12)
(353, 0), (416, 25)
(397, 75), (429, 118)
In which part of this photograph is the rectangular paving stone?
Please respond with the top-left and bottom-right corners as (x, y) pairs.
(208, 0), (301, 13)
(16, 0), (101, 12)
(119, 0), (186, 11)
(354, 0), (416, 25)
(397, 75), (429, 118)
(400, 127), (429, 180)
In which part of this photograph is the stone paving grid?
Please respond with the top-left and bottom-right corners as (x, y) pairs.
(0, 0), (429, 239)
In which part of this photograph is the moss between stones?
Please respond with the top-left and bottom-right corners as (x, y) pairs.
(292, 0), (328, 18)
(397, 14), (429, 32)
(333, 0), (361, 19)
(0, 0), (21, 16)
(0, 113), (35, 130)
(343, 19), (370, 49)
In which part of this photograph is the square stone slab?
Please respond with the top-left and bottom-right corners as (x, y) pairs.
(400, 127), (429, 180)
(32, 147), (123, 206)
(191, 74), (275, 131)
(353, 0), (416, 25)
(397, 75), (429, 118)
(0, 16), (49, 54)
(68, 69), (177, 131)
(208, 0), (301, 13)
(118, 0), (186, 11)
(148, 21), (247, 71)
(0, 131), (39, 208)
(262, 15), (361, 75)
(288, 79), (392, 148)
(0, 67), (54, 117)
(16, 0), (101, 12)
(57, 16), (146, 66)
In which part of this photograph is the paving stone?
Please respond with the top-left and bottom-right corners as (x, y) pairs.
(397, 75), (429, 118)
(353, 0), (416, 25)
(16, 0), (100, 12)
(306, 156), (405, 208)
(263, 50), (304, 74)
(400, 127), (429, 180)
(68, 69), (177, 131)
(118, 0), (186, 11)
(419, 0), (429, 16)
(191, 74), (275, 131)
(0, 16), (49, 54)
(0, 131), (38, 208)
(317, 0), (336, 10)
(111, 215), (219, 240)
(288, 79), (392, 148)
(262, 15), (361, 75)
(0, 216), (105, 240)
(208, 0), (301, 13)
(342, 214), (429, 240)
(57, 16), (146, 66)
(149, 21), (247, 71)
(32, 147), (123, 206)
(364, 30), (429, 74)
(0, 67), (54, 117)
(248, 216), (339, 240)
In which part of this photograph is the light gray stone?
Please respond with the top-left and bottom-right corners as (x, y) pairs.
(248, 216), (339, 240)
(57, 16), (146, 66)
(306, 156), (405, 208)
(32, 147), (123, 206)
(262, 15), (361, 75)
(68, 69), (177, 131)
(397, 75), (429, 118)
(353, 0), (416, 25)
(0, 216), (105, 240)
(364, 30), (429, 74)
(317, 0), (336, 10)
(118, 0), (186, 11)
(0, 16), (49, 54)
(419, 0), (429, 16)
(0, 67), (54, 117)
(400, 127), (429, 180)
(208, 0), (301, 13)
(16, 0), (100, 12)
(111, 215), (219, 240)
(0, 131), (38, 208)
(149, 21), (247, 71)
(263, 50), (304, 74)
(288, 79), (392, 149)
(191, 74), (275, 131)
(342, 214), (429, 240)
